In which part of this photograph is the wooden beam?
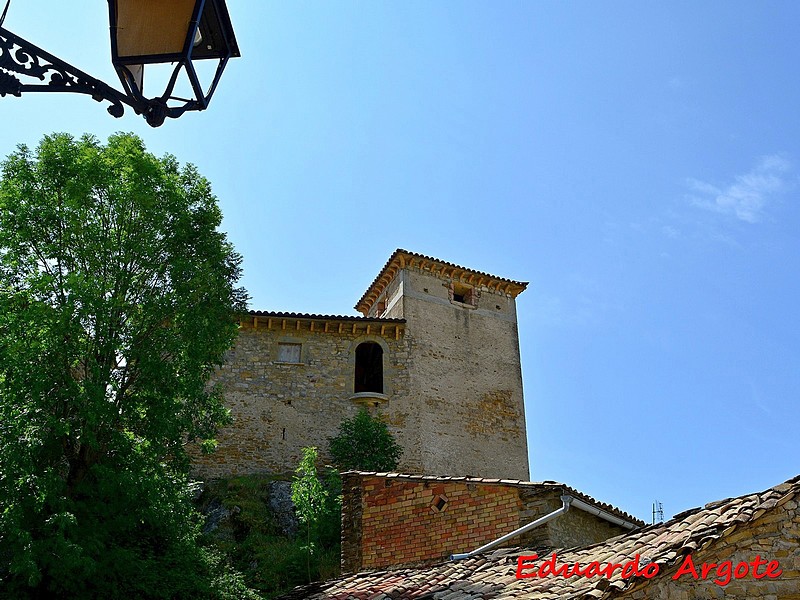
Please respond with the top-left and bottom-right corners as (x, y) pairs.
(381, 325), (386, 336)
(324, 322), (329, 333)
(310, 322), (315, 332)
(267, 318), (273, 330)
(367, 324), (371, 335)
(253, 316), (258, 329)
(338, 323), (343, 334)
(395, 325), (400, 340)
(296, 320), (301, 330)
(281, 319), (286, 330)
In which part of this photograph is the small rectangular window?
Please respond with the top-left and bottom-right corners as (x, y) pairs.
(451, 283), (476, 306)
(277, 343), (301, 363)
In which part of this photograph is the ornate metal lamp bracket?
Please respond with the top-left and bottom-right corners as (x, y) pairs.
(0, 26), (172, 126)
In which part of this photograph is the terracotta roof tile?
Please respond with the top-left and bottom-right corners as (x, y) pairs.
(355, 249), (528, 315)
(283, 474), (800, 600)
(247, 310), (405, 324)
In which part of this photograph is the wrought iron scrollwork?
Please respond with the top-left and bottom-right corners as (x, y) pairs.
(0, 68), (20, 96)
(0, 26), (132, 121)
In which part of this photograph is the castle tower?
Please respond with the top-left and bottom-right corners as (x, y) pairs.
(193, 249), (530, 481)
(356, 249), (529, 480)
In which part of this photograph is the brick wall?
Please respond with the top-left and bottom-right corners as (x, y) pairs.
(341, 473), (633, 572)
(357, 476), (520, 569)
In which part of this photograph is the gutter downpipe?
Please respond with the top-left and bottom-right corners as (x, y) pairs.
(450, 494), (573, 561)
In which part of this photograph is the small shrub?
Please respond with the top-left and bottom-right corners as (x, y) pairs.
(328, 409), (402, 471)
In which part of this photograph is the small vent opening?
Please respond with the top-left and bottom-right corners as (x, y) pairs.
(431, 494), (449, 513)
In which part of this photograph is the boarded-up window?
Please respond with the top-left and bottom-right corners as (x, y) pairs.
(277, 343), (301, 363)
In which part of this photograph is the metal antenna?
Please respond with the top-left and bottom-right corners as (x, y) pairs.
(652, 500), (664, 524)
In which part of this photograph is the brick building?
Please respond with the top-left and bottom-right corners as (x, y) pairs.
(339, 472), (644, 572)
(193, 249), (530, 480)
(283, 475), (800, 599)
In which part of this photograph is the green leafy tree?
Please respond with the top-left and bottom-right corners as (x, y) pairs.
(291, 447), (329, 583)
(327, 408), (402, 472)
(0, 133), (253, 598)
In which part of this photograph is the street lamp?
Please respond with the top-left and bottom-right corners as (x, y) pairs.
(0, 0), (240, 127)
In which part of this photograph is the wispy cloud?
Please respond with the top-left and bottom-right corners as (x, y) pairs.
(661, 225), (679, 239)
(668, 76), (684, 90)
(687, 155), (792, 223)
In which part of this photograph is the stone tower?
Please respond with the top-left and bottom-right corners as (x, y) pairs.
(193, 249), (529, 481)
(356, 250), (529, 480)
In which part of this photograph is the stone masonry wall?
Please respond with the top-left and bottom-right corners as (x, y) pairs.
(400, 268), (529, 480)
(192, 318), (417, 478)
(517, 488), (629, 550)
(341, 473), (632, 573)
(192, 254), (531, 481)
(619, 498), (800, 600)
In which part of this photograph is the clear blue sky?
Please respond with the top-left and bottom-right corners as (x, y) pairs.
(2, 2), (799, 523)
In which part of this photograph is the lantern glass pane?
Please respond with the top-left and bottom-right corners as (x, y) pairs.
(115, 0), (197, 58)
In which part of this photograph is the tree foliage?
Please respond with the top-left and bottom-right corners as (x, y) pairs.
(290, 447), (341, 585)
(0, 133), (250, 598)
(327, 409), (402, 472)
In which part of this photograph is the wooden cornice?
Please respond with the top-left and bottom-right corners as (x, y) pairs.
(241, 311), (406, 340)
(355, 249), (528, 315)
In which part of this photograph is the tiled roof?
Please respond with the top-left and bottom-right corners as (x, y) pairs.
(342, 471), (645, 528)
(355, 249), (528, 315)
(246, 310), (405, 324)
(282, 474), (800, 599)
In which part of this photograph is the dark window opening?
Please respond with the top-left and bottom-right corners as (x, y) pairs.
(451, 282), (475, 306)
(354, 342), (383, 393)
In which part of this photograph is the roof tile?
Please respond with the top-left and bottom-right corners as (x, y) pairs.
(284, 474), (800, 600)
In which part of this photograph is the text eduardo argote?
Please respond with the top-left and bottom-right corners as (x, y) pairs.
(516, 552), (782, 587)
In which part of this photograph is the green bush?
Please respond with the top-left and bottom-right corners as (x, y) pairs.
(328, 409), (402, 471)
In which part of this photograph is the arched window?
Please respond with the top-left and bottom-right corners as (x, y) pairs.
(354, 342), (383, 393)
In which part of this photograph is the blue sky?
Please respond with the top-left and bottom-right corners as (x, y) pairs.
(2, 2), (799, 523)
